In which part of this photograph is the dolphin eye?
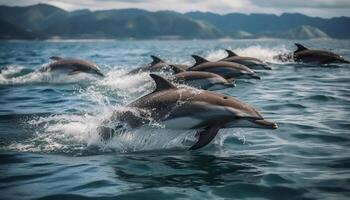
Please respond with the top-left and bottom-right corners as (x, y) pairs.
(223, 96), (228, 99)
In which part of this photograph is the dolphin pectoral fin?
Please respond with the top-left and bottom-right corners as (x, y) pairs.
(189, 125), (220, 150)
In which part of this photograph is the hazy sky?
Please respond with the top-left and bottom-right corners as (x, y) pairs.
(1, 0), (350, 18)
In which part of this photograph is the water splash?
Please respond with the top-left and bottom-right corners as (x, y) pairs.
(0, 69), (101, 85)
(206, 45), (291, 64)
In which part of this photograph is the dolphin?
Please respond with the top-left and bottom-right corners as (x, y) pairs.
(187, 55), (261, 80)
(101, 74), (277, 150)
(128, 55), (189, 74)
(293, 43), (350, 65)
(220, 49), (271, 70)
(169, 65), (235, 90)
(39, 57), (104, 76)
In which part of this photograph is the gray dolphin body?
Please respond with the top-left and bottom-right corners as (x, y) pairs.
(220, 49), (271, 70)
(187, 55), (261, 80)
(128, 55), (189, 74)
(103, 74), (277, 150)
(293, 43), (350, 65)
(169, 65), (235, 90)
(39, 57), (104, 76)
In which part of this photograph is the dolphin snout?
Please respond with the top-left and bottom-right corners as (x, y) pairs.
(263, 64), (272, 70)
(95, 70), (105, 77)
(252, 74), (261, 80)
(342, 59), (350, 64)
(254, 119), (278, 129)
(224, 82), (236, 87)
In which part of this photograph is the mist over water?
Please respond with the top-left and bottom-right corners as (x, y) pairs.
(0, 39), (350, 200)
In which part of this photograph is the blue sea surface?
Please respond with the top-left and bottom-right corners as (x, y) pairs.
(0, 39), (350, 200)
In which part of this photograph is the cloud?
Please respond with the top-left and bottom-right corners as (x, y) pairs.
(0, 0), (349, 17)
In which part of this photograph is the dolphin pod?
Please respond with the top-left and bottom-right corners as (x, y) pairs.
(39, 57), (104, 76)
(101, 74), (277, 150)
(31, 44), (348, 150)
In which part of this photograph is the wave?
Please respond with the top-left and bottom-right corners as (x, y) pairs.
(7, 107), (196, 154)
(1, 56), (255, 154)
(6, 88), (239, 154)
(0, 65), (104, 86)
(206, 45), (291, 64)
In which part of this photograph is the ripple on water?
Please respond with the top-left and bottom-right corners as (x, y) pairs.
(1, 40), (350, 200)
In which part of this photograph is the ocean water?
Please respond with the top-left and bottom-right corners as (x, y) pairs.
(0, 39), (349, 200)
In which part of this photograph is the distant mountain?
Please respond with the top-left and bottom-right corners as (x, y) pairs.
(0, 4), (222, 39)
(0, 3), (349, 39)
(185, 12), (350, 39)
(0, 19), (35, 39)
(42, 9), (222, 39)
(278, 25), (329, 39)
(0, 3), (67, 32)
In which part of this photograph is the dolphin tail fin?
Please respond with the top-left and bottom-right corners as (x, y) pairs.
(225, 49), (238, 57)
(169, 65), (185, 74)
(150, 74), (177, 92)
(150, 55), (164, 65)
(190, 55), (209, 67)
(189, 126), (220, 150)
(294, 43), (308, 53)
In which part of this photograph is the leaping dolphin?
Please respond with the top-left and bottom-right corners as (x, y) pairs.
(220, 49), (271, 70)
(187, 55), (261, 80)
(39, 57), (104, 76)
(293, 43), (350, 65)
(101, 74), (277, 150)
(169, 65), (235, 90)
(128, 55), (189, 74)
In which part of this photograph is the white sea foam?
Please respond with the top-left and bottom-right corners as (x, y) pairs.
(4, 63), (238, 154)
(206, 45), (291, 64)
(0, 70), (100, 85)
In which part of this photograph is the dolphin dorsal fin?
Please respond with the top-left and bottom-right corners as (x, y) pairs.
(294, 43), (308, 53)
(225, 49), (238, 57)
(150, 74), (177, 92)
(50, 56), (63, 61)
(150, 55), (164, 65)
(169, 65), (185, 74)
(191, 55), (209, 66)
